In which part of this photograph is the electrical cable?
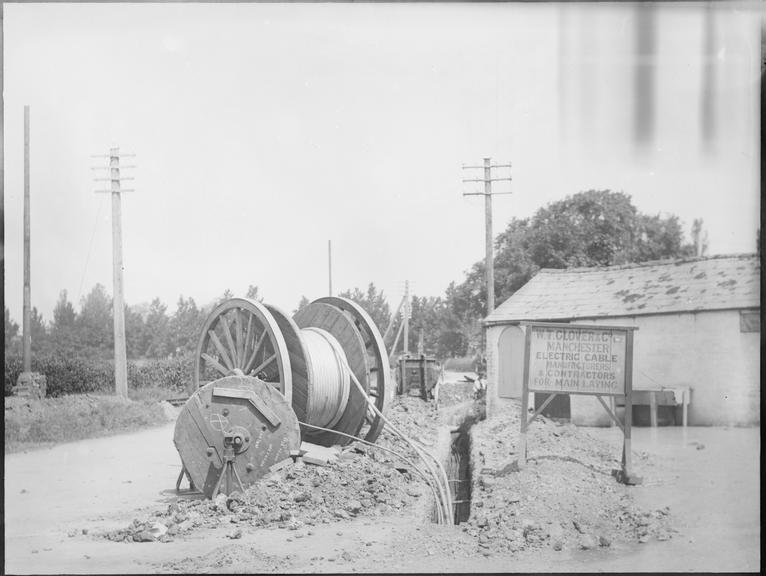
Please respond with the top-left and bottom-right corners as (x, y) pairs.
(77, 195), (106, 303)
(340, 359), (455, 525)
(297, 420), (447, 523)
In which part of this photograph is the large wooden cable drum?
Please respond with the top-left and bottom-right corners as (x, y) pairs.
(188, 296), (390, 460)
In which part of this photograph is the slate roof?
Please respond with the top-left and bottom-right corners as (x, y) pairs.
(485, 254), (760, 325)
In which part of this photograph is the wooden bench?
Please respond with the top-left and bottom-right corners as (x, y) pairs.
(616, 386), (691, 427)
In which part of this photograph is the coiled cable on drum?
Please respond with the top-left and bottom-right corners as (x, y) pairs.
(301, 327), (351, 429)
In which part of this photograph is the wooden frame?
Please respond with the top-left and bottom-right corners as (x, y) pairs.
(518, 321), (639, 484)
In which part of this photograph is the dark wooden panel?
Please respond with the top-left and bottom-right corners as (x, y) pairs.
(174, 375), (300, 497)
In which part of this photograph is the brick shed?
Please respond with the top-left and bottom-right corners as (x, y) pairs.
(483, 254), (761, 426)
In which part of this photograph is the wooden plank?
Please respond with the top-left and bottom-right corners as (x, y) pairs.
(212, 386), (281, 427)
(208, 329), (234, 370)
(243, 331), (266, 374)
(595, 394), (624, 433)
(233, 308), (244, 366)
(526, 393), (558, 427)
(623, 330), (635, 478)
(201, 353), (229, 377)
(518, 326), (532, 468)
(218, 314), (239, 367)
(251, 353), (277, 377)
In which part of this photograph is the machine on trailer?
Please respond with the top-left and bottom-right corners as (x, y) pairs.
(395, 354), (442, 401)
(174, 296), (391, 498)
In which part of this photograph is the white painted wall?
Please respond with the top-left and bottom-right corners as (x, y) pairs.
(487, 309), (760, 426)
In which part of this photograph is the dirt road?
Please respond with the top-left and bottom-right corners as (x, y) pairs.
(4, 418), (760, 573)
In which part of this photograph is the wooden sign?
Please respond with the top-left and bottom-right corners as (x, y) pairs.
(527, 324), (627, 395)
(518, 322), (640, 484)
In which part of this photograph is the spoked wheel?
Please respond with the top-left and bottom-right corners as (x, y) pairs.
(192, 298), (292, 402)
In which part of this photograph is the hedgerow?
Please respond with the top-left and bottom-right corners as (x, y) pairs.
(4, 353), (193, 397)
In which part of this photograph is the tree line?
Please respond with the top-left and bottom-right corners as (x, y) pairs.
(5, 190), (704, 363)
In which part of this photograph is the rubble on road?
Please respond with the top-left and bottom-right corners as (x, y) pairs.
(466, 399), (676, 554)
(101, 395), (440, 543)
(99, 378), (676, 557)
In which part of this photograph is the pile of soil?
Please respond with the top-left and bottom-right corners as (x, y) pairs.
(102, 395), (441, 544)
(465, 399), (676, 555)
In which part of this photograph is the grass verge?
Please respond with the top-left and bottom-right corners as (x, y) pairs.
(5, 393), (171, 454)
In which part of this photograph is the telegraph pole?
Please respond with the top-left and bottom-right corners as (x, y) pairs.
(328, 239), (333, 296)
(92, 148), (135, 399)
(462, 158), (512, 315)
(403, 280), (410, 355)
(22, 106), (31, 373)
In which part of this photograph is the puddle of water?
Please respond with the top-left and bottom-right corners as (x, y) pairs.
(570, 425), (761, 572)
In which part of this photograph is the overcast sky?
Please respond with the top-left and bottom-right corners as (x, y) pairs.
(3, 2), (762, 323)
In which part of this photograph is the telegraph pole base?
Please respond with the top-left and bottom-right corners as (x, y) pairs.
(612, 468), (643, 486)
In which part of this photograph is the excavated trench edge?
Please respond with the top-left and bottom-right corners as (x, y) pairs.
(431, 399), (485, 525)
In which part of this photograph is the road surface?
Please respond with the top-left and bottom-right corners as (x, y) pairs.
(4, 419), (760, 573)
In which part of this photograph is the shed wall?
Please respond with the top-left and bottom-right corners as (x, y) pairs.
(487, 309), (760, 426)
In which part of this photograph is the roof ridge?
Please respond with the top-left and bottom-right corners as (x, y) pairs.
(536, 253), (759, 274)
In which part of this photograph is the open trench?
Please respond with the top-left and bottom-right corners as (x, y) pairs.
(433, 398), (485, 525)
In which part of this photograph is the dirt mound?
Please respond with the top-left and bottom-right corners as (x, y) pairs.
(466, 400), (676, 555)
(102, 395), (439, 543)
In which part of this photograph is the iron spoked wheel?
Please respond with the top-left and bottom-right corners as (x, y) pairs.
(192, 298), (292, 402)
(315, 297), (390, 443)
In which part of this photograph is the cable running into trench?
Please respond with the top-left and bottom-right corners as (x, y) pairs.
(292, 325), (454, 523)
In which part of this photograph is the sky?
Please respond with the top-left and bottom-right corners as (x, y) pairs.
(2, 2), (762, 324)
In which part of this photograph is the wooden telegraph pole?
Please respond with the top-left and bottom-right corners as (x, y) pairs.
(328, 239), (333, 296)
(22, 106), (31, 373)
(462, 158), (512, 314)
(92, 148), (135, 399)
(13, 105), (47, 399)
(403, 280), (410, 355)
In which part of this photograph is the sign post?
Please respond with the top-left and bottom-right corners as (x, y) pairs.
(518, 322), (640, 485)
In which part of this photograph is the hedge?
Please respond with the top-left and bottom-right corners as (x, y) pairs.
(4, 353), (193, 397)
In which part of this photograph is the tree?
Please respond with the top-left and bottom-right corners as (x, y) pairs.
(337, 283), (391, 334)
(217, 288), (234, 305)
(143, 298), (170, 358)
(293, 295), (311, 316)
(690, 218), (709, 257)
(408, 295), (445, 356)
(245, 285), (264, 302)
(447, 190), (695, 357)
(124, 305), (146, 359)
(29, 307), (48, 352)
(168, 296), (202, 355)
(50, 290), (80, 355)
(77, 284), (113, 357)
(5, 307), (19, 353)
